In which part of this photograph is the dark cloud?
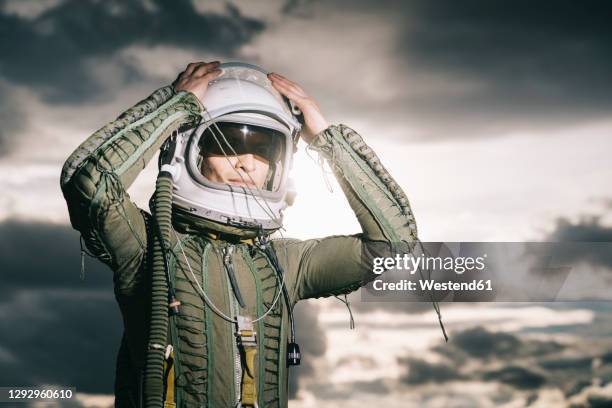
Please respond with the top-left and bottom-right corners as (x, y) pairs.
(518, 338), (566, 359)
(600, 350), (612, 365)
(398, 357), (463, 384)
(566, 379), (593, 398)
(285, 0), (612, 139)
(533, 346), (612, 397)
(397, 0), (612, 132)
(563, 381), (612, 407)
(288, 301), (327, 399)
(481, 366), (546, 389)
(542, 337), (609, 394)
(539, 356), (593, 371)
(0, 290), (121, 393)
(547, 215), (612, 243)
(0, 219), (110, 291)
(346, 379), (389, 395)
(392, 320), (612, 404)
(0, 0), (265, 103)
(304, 379), (389, 400)
(281, 0), (314, 18)
(447, 326), (521, 359)
(534, 214), (612, 272)
(0, 81), (24, 156)
(588, 394), (612, 408)
(426, 324), (612, 402)
(432, 326), (564, 362)
(0, 219), (120, 393)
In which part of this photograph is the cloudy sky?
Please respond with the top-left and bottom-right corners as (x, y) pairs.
(1, 0), (611, 407)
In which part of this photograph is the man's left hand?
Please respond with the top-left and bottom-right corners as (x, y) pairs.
(268, 73), (329, 144)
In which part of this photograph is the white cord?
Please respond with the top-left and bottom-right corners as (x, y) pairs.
(173, 230), (285, 324)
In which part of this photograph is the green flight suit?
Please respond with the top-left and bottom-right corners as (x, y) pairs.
(60, 85), (418, 407)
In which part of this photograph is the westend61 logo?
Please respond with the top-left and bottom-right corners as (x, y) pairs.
(372, 253), (487, 275)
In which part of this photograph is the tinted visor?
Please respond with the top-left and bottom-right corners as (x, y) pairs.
(199, 122), (284, 163)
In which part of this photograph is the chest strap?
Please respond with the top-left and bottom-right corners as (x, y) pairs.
(237, 315), (258, 407)
(163, 346), (175, 408)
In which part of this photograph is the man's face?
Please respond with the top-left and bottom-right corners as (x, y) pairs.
(201, 153), (270, 189)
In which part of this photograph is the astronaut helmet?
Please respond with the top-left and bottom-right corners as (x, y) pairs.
(159, 62), (302, 237)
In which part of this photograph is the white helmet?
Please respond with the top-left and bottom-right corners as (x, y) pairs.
(159, 62), (302, 237)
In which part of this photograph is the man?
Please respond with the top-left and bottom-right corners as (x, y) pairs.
(61, 61), (418, 407)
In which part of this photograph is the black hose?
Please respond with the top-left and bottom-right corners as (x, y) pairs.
(143, 171), (174, 408)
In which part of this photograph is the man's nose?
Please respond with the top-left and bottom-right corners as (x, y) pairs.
(235, 153), (256, 172)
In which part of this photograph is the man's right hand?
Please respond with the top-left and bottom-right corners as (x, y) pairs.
(173, 61), (222, 103)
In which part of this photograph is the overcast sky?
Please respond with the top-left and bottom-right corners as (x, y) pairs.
(1, 0), (611, 406)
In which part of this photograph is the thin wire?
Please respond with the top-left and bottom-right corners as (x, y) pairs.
(414, 239), (448, 342)
(333, 294), (355, 329)
(305, 143), (334, 193)
(173, 230), (285, 324)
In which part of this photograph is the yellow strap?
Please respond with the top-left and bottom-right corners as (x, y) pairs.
(241, 346), (257, 406)
(163, 350), (176, 408)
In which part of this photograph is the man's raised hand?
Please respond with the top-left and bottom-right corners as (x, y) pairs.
(173, 61), (222, 103)
(267, 72), (329, 144)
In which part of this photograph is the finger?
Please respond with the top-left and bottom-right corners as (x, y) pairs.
(269, 73), (295, 90)
(193, 61), (221, 77)
(269, 73), (306, 97)
(271, 80), (299, 99)
(270, 76), (301, 98)
(272, 83), (305, 107)
(269, 72), (287, 79)
(184, 61), (204, 76)
(269, 72), (295, 86)
(269, 73), (294, 86)
(269, 77), (293, 95)
(202, 68), (223, 79)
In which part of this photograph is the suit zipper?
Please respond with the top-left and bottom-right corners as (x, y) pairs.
(223, 245), (243, 407)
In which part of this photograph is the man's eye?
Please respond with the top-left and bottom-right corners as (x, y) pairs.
(253, 145), (269, 156)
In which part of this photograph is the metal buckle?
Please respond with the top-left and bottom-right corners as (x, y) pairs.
(236, 315), (257, 346)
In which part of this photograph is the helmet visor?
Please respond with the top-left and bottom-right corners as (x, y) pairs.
(195, 121), (287, 192)
(199, 122), (284, 163)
